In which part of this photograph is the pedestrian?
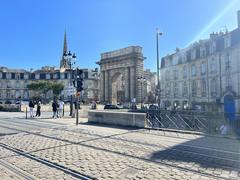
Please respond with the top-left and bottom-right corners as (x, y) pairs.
(52, 100), (57, 118)
(29, 100), (35, 118)
(35, 101), (41, 117)
(220, 123), (228, 135)
(58, 99), (64, 118)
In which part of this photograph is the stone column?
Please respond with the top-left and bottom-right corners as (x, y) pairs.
(100, 71), (105, 102)
(124, 68), (130, 101)
(130, 67), (135, 101)
(128, 67), (131, 101)
(104, 70), (109, 103)
(135, 59), (144, 103)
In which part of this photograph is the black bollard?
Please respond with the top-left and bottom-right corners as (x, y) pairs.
(26, 107), (27, 119)
(63, 104), (64, 117)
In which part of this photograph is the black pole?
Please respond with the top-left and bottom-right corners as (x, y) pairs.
(76, 97), (79, 125)
(156, 30), (160, 108)
(70, 63), (73, 117)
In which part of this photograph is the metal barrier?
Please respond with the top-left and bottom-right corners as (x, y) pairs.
(138, 109), (240, 135)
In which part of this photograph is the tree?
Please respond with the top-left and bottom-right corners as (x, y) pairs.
(51, 83), (64, 97)
(27, 81), (64, 102)
(27, 81), (51, 102)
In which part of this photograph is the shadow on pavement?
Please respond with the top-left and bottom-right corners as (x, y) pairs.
(149, 135), (240, 170)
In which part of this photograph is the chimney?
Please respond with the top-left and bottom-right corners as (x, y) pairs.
(238, 10), (240, 28)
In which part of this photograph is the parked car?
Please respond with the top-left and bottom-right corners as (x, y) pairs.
(104, 104), (119, 110)
(149, 104), (158, 110)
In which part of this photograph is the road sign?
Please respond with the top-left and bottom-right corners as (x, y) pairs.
(66, 86), (76, 96)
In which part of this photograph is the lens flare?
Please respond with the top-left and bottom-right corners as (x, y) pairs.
(189, 0), (239, 45)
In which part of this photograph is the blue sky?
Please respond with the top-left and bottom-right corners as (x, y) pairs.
(0, 0), (239, 71)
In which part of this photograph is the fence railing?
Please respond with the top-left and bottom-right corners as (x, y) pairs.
(137, 109), (240, 135)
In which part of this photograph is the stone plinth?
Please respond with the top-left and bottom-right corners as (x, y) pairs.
(88, 110), (146, 128)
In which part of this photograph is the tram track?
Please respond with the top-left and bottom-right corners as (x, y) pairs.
(0, 143), (94, 180)
(0, 120), (239, 179)
(0, 119), (239, 169)
(0, 158), (36, 180)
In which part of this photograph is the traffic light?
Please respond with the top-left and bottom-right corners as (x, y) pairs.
(75, 68), (84, 92)
(77, 79), (83, 92)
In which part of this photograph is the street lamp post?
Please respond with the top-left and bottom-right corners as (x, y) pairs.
(137, 76), (146, 109)
(63, 51), (77, 117)
(156, 28), (163, 108)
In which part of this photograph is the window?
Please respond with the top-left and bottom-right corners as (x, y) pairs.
(54, 73), (58, 79)
(7, 81), (11, 88)
(60, 73), (65, 79)
(6, 90), (10, 98)
(20, 73), (24, 79)
(165, 70), (170, 80)
(35, 74), (40, 79)
(16, 74), (20, 80)
(24, 81), (27, 88)
(192, 80), (197, 97)
(2, 72), (6, 79)
(173, 69), (178, 80)
(24, 91), (28, 99)
(210, 78), (217, 97)
(165, 83), (171, 96)
(200, 46), (206, 58)
(24, 74), (29, 80)
(201, 62), (206, 75)
(11, 73), (15, 79)
(40, 73), (46, 79)
(224, 35), (231, 48)
(210, 58), (217, 73)
(6, 73), (11, 79)
(225, 53), (231, 72)
(183, 66), (187, 79)
(201, 79), (207, 97)
(16, 81), (20, 88)
(173, 83), (178, 97)
(191, 64), (196, 76)
(210, 41), (216, 54)
(183, 82), (188, 96)
(0, 72), (2, 79)
(65, 73), (68, 79)
(46, 74), (50, 79)
(191, 49), (196, 60)
(15, 90), (20, 99)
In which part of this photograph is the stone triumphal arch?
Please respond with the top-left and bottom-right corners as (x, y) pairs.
(97, 46), (144, 104)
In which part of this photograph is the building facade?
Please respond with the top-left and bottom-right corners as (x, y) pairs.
(0, 32), (100, 104)
(144, 69), (157, 103)
(160, 11), (240, 114)
(81, 68), (100, 103)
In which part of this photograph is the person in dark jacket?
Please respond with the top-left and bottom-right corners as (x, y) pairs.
(52, 101), (57, 118)
(35, 101), (41, 117)
(29, 100), (35, 118)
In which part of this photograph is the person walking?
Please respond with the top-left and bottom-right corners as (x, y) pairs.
(35, 101), (41, 117)
(58, 99), (64, 118)
(29, 100), (35, 118)
(52, 100), (57, 118)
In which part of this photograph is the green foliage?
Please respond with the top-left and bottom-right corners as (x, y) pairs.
(51, 83), (64, 96)
(27, 81), (64, 98)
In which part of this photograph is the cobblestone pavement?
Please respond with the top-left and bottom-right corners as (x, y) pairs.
(0, 112), (239, 179)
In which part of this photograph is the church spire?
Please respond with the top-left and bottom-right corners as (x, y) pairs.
(60, 31), (69, 69)
(63, 30), (67, 54)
